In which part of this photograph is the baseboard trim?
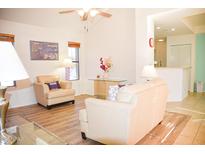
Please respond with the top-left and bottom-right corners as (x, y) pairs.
(189, 92), (205, 95)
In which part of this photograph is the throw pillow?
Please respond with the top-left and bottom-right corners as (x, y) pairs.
(107, 85), (119, 101)
(46, 81), (61, 90)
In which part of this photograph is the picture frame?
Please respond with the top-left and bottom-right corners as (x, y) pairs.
(30, 40), (59, 60)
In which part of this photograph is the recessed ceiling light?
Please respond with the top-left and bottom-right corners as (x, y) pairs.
(171, 28), (175, 31)
(158, 39), (164, 42)
(156, 26), (161, 30)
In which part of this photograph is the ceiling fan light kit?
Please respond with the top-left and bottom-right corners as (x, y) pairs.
(59, 8), (112, 21)
(78, 10), (85, 17)
(90, 9), (99, 17)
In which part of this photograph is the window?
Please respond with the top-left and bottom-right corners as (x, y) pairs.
(0, 33), (16, 86)
(67, 42), (80, 80)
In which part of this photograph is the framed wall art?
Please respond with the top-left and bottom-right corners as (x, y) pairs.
(30, 40), (59, 60)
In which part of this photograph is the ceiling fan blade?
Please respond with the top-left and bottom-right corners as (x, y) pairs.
(59, 10), (76, 14)
(98, 11), (112, 18)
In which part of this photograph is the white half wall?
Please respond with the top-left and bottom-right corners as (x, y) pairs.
(156, 67), (191, 102)
(167, 34), (195, 91)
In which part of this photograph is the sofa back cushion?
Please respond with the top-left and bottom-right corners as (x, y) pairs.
(37, 75), (60, 84)
(117, 78), (167, 104)
(116, 89), (134, 103)
(117, 83), (150, 103)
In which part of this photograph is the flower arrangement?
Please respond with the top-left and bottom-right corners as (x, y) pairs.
(100, 57), (112, 72)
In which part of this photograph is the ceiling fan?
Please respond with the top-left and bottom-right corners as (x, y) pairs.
(59, 8), (112, 21)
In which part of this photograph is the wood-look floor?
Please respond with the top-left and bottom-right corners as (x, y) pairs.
(7, 95), (190, 145)
(167, 93), (205, 144)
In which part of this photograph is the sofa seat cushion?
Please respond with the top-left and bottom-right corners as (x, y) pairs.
(79, 109), (88, 122)
(46, 89), (75, 99)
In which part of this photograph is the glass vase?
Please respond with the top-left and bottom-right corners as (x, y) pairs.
(102, 72), (109, 79)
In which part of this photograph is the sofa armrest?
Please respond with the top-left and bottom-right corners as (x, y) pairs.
(60, 80), (72, 89)
(79, 109), (89, 133)
(84, 98), (134, 143)
(79, 109), (88, 122)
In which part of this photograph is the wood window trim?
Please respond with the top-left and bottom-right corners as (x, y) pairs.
(0, 33), (15, 42)
(68, 42), (80, 48)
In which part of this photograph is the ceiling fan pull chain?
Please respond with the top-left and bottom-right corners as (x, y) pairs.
(84, 25), (88, 32)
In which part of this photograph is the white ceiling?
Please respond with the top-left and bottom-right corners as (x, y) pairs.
(0, 8), (114, 33)
(1, 8), (205, 37)
(183, 12), (205, 33)
(153, 8), (205, 38)
(0, 8), (84, 30)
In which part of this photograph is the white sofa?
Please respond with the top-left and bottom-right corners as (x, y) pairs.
(79, 78), (168, 145)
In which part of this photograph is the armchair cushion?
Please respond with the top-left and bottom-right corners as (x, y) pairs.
(46, 89), (75, 99)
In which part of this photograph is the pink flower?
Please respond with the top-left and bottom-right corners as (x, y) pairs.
(100, 57), (112, 72)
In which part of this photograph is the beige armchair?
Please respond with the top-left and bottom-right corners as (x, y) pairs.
(34, 75), (75, 109)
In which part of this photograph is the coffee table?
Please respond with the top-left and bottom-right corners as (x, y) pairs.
(6, 122), (67, 145)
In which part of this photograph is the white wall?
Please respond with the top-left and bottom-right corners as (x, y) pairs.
(0, 19), (86, 108)
(167, 34), (195, 91)
(167, 44), (192, 67)
(135, 10), (154, 82)
(84, 9), (136, 94)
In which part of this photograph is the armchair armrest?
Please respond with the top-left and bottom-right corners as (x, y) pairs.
(33, 82), (49, 105)
(59, 80), (72, 89)
(34, 82), (49, 97)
